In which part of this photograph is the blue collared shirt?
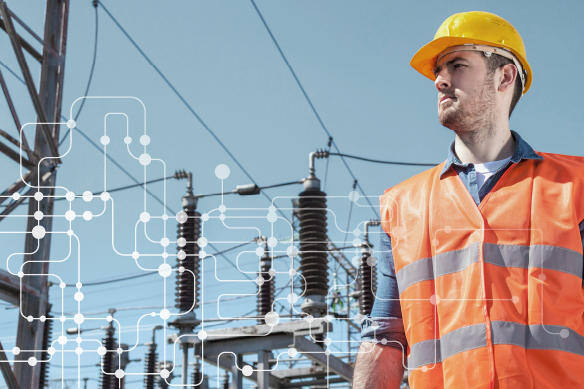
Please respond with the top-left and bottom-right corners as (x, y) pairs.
(361, 131), (584, 350)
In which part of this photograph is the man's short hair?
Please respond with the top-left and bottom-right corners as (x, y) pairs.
(484, 54), (523, 118)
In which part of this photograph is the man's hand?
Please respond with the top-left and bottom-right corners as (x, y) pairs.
(353, 341), (405, 389)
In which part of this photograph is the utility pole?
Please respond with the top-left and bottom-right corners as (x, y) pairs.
(0, 1), (69, 388)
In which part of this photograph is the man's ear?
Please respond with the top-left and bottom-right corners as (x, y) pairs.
(498, 64), (517, 92)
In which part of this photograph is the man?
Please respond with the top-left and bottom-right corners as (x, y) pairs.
(353, 11), (584, 389)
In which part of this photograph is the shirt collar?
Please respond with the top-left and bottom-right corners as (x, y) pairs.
(440, 130), (543, 177)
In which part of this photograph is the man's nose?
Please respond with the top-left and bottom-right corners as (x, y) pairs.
(434, 70), (451, 91)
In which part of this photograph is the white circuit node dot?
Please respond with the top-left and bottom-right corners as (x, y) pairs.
(82, 211), (93, 221)
(139, 153), (152, 166)
(27, 357), (37, 366)
(349, 190), (360, 202)
(97, 346), (106, 356)
(160, 369), (170, 379)
(76, 282), (82, 288)
(160, 237), (170, 247)
(266, 212), (277, 223)
(17, 271), (23, 278)
(124, 136), (132, 144)
(34, 211), (43, 221)
(100, 135), (110, 146)
(132, 251), (140, 260)
(106, 315), (113, 322)
(40, 315), (46, 322)
(353, 228), (361, 237)
(214, 164), (231, 180)
(59, 282), (66, 289)
(100, 191), (110, 201)
(256, 276), (264, 286)
(512, 296), (520, 304)
(268, 205), (276, 213)
(367, 256), (377, 267)
(140, 211), (151, 223)
(352, 238), (361, 247)
(59, 315), (66, 323)
(74, 292), (84, 302)
(82, 191), (93, 202)
(539, 273), (547, 281)
(324, 338), (332, 346)
(201, 213), (209, 222)
(287, 347), (298, 357)
(324, 315), (334, 323)
(177, 250), (186, 260)
(268, 269), (276, 277)
(242, 365), (253, 377)
(178, 266), (185, 273)
(288, 268), (297, 277)
(74, 313), (85, 325)
(560, 329), (569, 338)
(116, 347), (123, 354)
(267, 237), (278, 248)
(264, 312), (279, 326)
(197, 330), (208, 340)
(12, 192), (21, 201)
(12, 347), (20, 355)
(218, 204), (226, 213)
(197, 237), (207, 247)
(199, 250), (207, 259)
(159, 309), (170, 320)
(58, 335), (67, 345)
(161, 213), (168, 221)
(75, 346), (83, 356)
(305, 315), (314, 323)
(32, 225), (46, 239)
(381, 338), (388, 345)
(66, 119), (76, 128)
(76, 336), (82, 344)
(286, 246), (298, 257)
(26, 315), (33, 322)
(65, 191), (75, 201)
(67, 229), (74, 236)
(176, 211), (188, 224)
(140, 134), (151, 145)
(150, 312), (156, 317)
(430, 294), (440, 306)
(255, 247), (264, 257)
(324, 349), (331, 356)
(115, 369), (125, 379)
(47, 347), (56, 355)
(351, 255), (361, 267)
(158, 263), (172, 278)
(287, 293), (299, 304)
(65, 210), (76, 221)
(177, 237), (187, 247)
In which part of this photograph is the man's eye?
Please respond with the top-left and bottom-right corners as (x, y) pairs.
(453, 64), (465, 69)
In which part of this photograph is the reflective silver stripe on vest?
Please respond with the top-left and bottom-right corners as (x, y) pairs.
(408, 321), (584, 368)
(396, 243), (582, 294)
(408, 323), (487, 368)
(483, 244), (582, 278)
(396, 243), (479, 292)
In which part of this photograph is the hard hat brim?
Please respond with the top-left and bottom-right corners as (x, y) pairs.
(410, 36), (532, 93)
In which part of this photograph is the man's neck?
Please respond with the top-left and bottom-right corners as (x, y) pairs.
(453, 125), (515, 164)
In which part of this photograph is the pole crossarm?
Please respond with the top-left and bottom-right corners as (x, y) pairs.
(0, 1), (60, 162)
(0, 128), (38, 164)
(0, 341), (21, 389)
(0, 170), (35, 208)
(0, 18), (43, 62)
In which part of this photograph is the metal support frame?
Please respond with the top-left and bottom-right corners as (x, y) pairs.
(0, 1), (69, 389)
(0, 341), (20, 389)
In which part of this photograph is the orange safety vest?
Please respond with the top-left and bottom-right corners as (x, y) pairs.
(380, 152), (584, 389)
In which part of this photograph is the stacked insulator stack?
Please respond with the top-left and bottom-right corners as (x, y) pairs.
(143, 342), (158, 389)
(39, 312), (52, 388)
(359, 249), (377, 315)
(298, 187), (328, 298)
(257, 243), (274, 323)
(191, 360), (202, 387)
(176, 196), (201, 313)
(221, 371), (230, 389)
(100, 325), (116, 389)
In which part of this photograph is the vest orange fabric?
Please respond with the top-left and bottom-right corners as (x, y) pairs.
(379, 153), (584, 389)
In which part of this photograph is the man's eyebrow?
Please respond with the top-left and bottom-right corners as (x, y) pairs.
(433, 56), (469, 75)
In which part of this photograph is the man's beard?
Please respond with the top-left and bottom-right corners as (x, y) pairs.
(438, 77), (496, 134)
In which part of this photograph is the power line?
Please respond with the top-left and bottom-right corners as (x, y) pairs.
(59, 0), (99, 147)
(330, 152), (437, 167)
(249, 0), (380, 219)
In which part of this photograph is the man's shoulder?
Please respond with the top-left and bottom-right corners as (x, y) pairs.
(535, 152), (584, 175)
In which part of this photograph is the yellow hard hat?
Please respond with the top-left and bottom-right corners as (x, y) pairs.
(410, 11), (532, 94)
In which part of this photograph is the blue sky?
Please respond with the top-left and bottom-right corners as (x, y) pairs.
(0, 1), (583, 388)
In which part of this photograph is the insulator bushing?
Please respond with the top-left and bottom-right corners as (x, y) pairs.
(191, 361), (202, 387)
(298, 188), (328, 298)
(176, 206), (201, 313)
(221, 371), (230, 389)
(257, 250), (274, 323)
(100, 325), (116, 389)
(39, 313), (52, 388)
(359, 250), (377, 316)
(144, 342), (158, 389)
